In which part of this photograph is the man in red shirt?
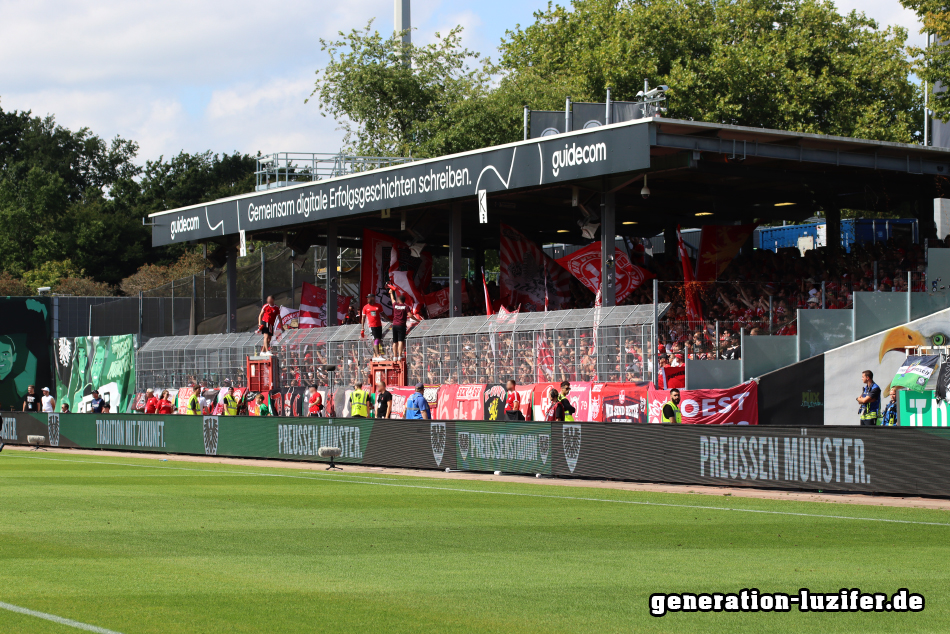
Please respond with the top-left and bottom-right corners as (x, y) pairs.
(258, 295), (280, 355)
(388, 288), (422, 360)
(504, 379), (524, 420)
(144, 389), (159, 414)
(308, 386), (323, 417)
(361, 294), (388, 360)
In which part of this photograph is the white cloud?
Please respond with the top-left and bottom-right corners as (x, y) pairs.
(832, 0), (925, 47)
(0, 0), (930, 166)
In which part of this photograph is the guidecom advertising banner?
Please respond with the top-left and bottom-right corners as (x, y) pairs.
(648, 382), (758, 425)
(152, 123), (651, 246)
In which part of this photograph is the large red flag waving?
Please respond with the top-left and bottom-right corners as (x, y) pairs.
(678, 227), (705, 326)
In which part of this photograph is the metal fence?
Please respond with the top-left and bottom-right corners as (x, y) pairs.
(255, 152), (413, 191)
(407, 305), (666, 386)
(135, 304), (667, 391)
(136, 333), (262, 391)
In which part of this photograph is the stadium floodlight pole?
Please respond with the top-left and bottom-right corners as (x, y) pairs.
(395, 0), (411, 66)
(565, 96), (572, 132)
(925, 33), (930, 146)
(605, 86), (612, 124)
(524, 106), (528, 141)
(652, 278), (658, 383)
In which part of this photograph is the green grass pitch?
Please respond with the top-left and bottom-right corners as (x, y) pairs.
(1, 451), (949, 633)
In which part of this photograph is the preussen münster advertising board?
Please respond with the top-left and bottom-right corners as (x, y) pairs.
(6, 413), (950, 497)
(150, 123), (652, 246)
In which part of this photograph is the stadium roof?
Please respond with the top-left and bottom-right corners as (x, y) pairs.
(149, 117), (950, 249)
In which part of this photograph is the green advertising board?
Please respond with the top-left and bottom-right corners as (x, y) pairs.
(455, 421), (552, 474)
(898, 389), (950, 427)
(22, 413), (375, 462)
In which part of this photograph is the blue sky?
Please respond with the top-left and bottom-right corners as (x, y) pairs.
(0, 0), (925, 164)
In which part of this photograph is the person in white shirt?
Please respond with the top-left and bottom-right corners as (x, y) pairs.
(40, 387), (55, 413)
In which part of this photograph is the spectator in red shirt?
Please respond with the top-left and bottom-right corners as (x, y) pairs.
(157, 390), (174, 415)
(258, 296), (280, 355)
(308, 386), (323, 417)
(388, 288), (422, 360)
(144, 389), (159, 414)
(361, 294), (388, 360)
(504, 379), (524, 420)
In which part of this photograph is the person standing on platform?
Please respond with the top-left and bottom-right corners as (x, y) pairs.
(376, 381), (392, 419)
(661, 388), (682, 423)
(308, 386), (323, 417)
(258, 295), (280, 355)
(40, 387), (55, 413)
(349, 380), (370, 418)
(882, 387), (899, 426)
(389, 289), (422, 360)
(504, 379), (524, 420)
(222, 387), (239, 416)
(404, 383), (430, 420)
(857, 370), (881, 425)
(361, 294), (388, 360)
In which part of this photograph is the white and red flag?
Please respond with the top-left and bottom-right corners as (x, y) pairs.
(556, 241), (654, 303)
(499, 224), (572, 311)
(481, 268), (494, 316)
(299, 281), (352, 328)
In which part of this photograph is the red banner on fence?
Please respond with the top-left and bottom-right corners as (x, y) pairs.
(389, 386), (417, 419)
(590, 382), (650, 422)
(532, 381), (593, 421)
(647, 382), (758, 425)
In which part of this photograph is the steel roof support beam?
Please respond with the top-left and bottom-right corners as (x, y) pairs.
(654, 132), (950, 176)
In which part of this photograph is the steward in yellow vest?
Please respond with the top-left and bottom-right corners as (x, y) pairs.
(222, 388), (239, 416)
(661, 388), (682, 423)
(350, 382), (370, 418)
(186, 386), (201, 415)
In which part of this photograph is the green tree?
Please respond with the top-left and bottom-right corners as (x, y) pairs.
(901, 0), (950, 121)
(310, 22), (495, 158)
(312, 1), (921, 159)
(501, 0), (921, 143)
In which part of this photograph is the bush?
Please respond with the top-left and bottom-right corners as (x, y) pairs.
(53, 277), (115, 296)
(120, 250), (208, 295)
(0, 271), (32, 296)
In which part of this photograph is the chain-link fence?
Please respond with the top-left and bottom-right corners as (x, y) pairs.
(407, 305), (665, 386)
(135, 304), (666, 391)
(136, 333), (261, 391)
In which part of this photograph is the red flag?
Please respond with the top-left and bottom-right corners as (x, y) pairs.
(556, 241), (654, 303)
(481, 268), (494, 316)
(389, 242), (433, 307)
(695, 224), (758, 281)
(678, 226), (705, 326)
(360, 229), (399, 316)
(500, 224), (572, 311)
(299, 281), (351, 327)
(536, 332), (555, 382)
(423, 281), (469, 318)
